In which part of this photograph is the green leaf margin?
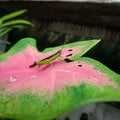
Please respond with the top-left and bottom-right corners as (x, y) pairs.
(0, 38), (100, 62)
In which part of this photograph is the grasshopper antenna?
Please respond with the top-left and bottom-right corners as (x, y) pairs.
(60, 34), (70, 50)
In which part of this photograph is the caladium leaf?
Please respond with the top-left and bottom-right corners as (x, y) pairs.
(0, 38), (120, 120)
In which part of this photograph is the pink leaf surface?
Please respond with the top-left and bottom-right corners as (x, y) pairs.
(0, 38), (120, 120)
(0, 45), (117, 96)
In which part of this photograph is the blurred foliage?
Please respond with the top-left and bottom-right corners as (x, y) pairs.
(0, 9), (34, 53)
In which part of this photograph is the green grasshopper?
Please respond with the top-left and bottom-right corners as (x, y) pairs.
(29, 36), (69, 68)
(29, 50), (62, 68)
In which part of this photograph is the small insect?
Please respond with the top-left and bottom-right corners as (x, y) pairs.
(29, 35), (69, 68)
(29, 50), (62, 68)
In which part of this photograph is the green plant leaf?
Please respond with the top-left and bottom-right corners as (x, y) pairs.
(0, 38), (120, 120)
(0, 25), (25, 37)
(0, 19), (3, 25)
(0, 39), (10, 44)
(0, 9), (27, 22)
(43, 39), (100, 60)
(0, 19), (34, 28)
(0, 28), (12, 37)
